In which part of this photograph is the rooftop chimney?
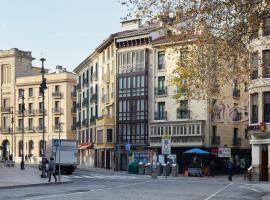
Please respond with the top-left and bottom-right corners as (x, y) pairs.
(56, 65), (63, 73)
(121, 19), (141, 31)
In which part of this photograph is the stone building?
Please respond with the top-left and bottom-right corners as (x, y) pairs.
(0, 48), (76, 163)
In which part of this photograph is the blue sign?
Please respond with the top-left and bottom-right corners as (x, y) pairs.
(125, 143), (131, 151)
(53, 139), (61, 147)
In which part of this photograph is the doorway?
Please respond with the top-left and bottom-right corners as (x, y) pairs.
(106, 150), (111, 169)
(2, 140), (10, 160)
(261, 145), (268, 181)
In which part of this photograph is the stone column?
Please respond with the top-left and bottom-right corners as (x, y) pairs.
(251, 144), (261, 181)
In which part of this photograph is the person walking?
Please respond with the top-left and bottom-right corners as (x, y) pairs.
(48, 157), (57, 183)
(227, 158), (234, 181)
(209, 160), (216, 177)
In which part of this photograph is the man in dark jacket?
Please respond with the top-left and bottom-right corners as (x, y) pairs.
(227, 158), (234, 181)
(48, 157), (57, 182)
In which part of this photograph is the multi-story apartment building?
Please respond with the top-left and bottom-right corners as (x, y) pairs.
(149, 34), (250, 171)
(75, 37), (116, 169)
(0, 48), (76, 163)
(249, 16), (270, 181)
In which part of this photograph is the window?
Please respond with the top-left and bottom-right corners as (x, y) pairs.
(3, 116), (8, 128)
(158, 102), (165, 119)
(18, 119), (23, 130)
(180, 50), (188, 67)
(54, 117), (60, 126)
(263, 17), (270, 36)
(39, 102), (43, 111)
(263, 50), (270, 78)
(251, 93), (258, 124)
(158, 52), (165, 70)
(264, 92), (270, 122)
(97, 130), (103, 144)
(39, 140), (46, 157)
(233, 128), (239, 145)
(251, 52), (258, 80)
(55, 101), (60, 108)
(19, 140), (23, 157)
(55, 85), (60, 92)
(29, 88), (33, 97)
(107, 129), (113, 143)
(18, 89), (24, 97)
(107, 47), (110, 60)
(158, 76), (165, 91)
(3, 98), (8, 108)
(29, 140), (34, 156)
(39, 118), (43, 127)
(29, 103), (33, 111)
(28, 118), (33, 129)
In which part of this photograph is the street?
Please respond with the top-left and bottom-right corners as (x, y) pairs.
(0, 168), (268, 200)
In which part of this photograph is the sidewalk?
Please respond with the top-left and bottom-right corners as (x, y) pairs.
(0, 163), (70, 189)
(77, 165), (128, 175)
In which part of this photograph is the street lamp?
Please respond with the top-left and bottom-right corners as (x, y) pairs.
(20, 90), (25, 170)
(9, 107), (14, 161)
(58, 122), (64, 182)
(40, 58), (47, 178)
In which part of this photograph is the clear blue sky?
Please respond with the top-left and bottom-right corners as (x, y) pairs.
(0, 0), (126, 72)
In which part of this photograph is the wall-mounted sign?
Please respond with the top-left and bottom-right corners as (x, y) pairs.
(218, 147), (231, 158)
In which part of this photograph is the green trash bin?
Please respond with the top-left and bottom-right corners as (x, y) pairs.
(128, 161), (139, 174)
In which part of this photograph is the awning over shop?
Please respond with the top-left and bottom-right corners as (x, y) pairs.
(78, 143), (93, 150)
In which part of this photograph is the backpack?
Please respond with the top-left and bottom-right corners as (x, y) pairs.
(45, 163), (49, 171)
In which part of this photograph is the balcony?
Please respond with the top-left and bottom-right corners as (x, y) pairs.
(82, 119), (88, 127)
(36, 126), (47, 132)
(76, 121), (81, 129)
(1, 107), (10, 113)
(83, 79), (89, 87)
(0, 127), (11, 133)
(25, 127), (35, 132)
(82, 98), (89, 107)
(102, 73), (110, 83)
(90, 93), (97, 104)
(52, 107), (62, 114)
(90, 116), (96, 124)
(154, 111), (167, 120)
(27, 109), (35, 116)
(71, 125), (76, 130)
(52, 125), (62, 131)
(71, 107), (76, 114)
(102, 94), (109, 104)
(16, 110), (24, 116)
(76, 83), (81, 92)
(233, 138), (241, 146)
(71, 91), (77, 98)
(16, 127), (23, 132)
(36, 109), (46, 115)
(211, 136), (220, 145)
(177, 108), (190, 119)
(52, 91), (62, 98)
(76, 103), (81, 110)
(92, 72), (98, 81)
(155, 87), (167, 96)
(232, 88), (240, 98)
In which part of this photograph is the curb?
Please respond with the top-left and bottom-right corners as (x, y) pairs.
(0, 180), (73, 190)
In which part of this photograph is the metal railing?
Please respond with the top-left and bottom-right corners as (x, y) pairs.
(155, 87), (167, 96)
(52, 91), (62, 98)
(90, 94), (97, 104)
(1, 107), (10, 113)
(177, 108), (190, 119)
(154, 111), (167, 120)
(52, 107), (62, 114)
(211, 136), (220, 145)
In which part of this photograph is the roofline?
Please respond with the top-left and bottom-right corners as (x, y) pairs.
(95, 35), (115, 53)
(73, 51), (98, 73)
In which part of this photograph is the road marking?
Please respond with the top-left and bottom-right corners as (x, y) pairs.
(71, 175), (83, 179)
(24, 180), (153, 200)
(81, 175), (94, 179)
(203, 182), (233, 200)
(240, 186), (261, 192)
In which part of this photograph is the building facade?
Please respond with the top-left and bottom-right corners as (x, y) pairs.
(0, 48), (76, 163)
(249, 16), (270, 181)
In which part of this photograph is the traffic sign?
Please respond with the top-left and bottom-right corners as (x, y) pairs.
(125, 143), (131, 151)
(161, 136), (171, 155)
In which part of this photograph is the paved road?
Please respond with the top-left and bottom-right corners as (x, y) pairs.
(0, 169), (268, 200)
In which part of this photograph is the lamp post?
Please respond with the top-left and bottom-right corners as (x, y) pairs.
(20, 90), (25, 170)
(58, 122), (64, 182)
(10, 107), (14, 161)
(40, 58), (47, 178)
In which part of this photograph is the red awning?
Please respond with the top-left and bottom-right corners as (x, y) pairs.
(78, 143), (93, 150)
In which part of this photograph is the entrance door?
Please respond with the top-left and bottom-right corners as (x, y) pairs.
(106, 150), (111, 169)
(101, 151), (105, 168)
(2, 140), (10, 160)
(261, 145), (268, 181)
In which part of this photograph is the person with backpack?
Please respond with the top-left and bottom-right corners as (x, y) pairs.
(227, 158), (234, 181)
(48, 157), (57, 182)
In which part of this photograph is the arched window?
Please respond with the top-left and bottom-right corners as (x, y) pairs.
(39, 140), (46, 157)
(28, 140), (34, 156)
(18, 140), (23, 157)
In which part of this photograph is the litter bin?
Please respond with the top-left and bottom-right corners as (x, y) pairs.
(162, 163), (170, 176)
(171, 163), (178, 177)
(128, 161), (139, 174)
(145, 163), (152, 175)
(138, 162), (145, 175)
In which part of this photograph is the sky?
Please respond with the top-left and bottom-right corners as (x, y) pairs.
(0, 0), (126, 72)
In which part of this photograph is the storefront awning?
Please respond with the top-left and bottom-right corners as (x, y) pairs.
(78, 143), (93, 150)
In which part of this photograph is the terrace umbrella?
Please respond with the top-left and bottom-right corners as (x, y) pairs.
(183, 148), (210, 155)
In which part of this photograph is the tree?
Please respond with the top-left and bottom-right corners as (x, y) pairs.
(120, 0), (270, 99)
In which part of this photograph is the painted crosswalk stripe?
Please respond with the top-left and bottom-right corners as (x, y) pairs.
(72, 175), (83, 178)
(81, 175), (95, 179)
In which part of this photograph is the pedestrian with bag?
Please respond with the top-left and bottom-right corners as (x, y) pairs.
(48, 157), (57, 182)
(227, 158), (234, 181)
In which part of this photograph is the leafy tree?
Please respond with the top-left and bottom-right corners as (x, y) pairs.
(120, 0), (270, 99)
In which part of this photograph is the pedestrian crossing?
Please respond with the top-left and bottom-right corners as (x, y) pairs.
(62, 174), (138, 180)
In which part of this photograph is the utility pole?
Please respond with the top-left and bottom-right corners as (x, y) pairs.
(40, 58), (47, 178)
(20, 90), (25, 170)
